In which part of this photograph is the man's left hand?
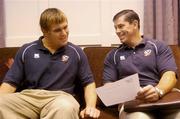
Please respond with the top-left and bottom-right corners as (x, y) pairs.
(136, 85), (159, 102)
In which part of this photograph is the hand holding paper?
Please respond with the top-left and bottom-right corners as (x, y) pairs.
(96, 73), (140, 106)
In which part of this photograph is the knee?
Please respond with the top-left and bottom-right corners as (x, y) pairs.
(41, 98), (80, 119)
(53, 98), (80, 113)
(126, 112), (154, 119)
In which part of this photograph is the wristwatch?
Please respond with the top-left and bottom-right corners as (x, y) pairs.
(155, 87), (164, 98)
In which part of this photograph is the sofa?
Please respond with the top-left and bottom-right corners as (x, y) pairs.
(0, 45), (179, 119)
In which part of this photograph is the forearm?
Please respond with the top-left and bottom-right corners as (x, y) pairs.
(84, 82), (97, 107)
(156, 71), (177, 95)
(80, 82), (100, 118)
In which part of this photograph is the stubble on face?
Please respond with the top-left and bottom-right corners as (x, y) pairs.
(46, 21), (69, 48)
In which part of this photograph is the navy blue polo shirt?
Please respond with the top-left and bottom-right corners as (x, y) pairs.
(103, 38), (177, 87)
(4, 36), (94, 94)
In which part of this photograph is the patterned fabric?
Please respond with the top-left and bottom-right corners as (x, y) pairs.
(144, 0), (179, 45)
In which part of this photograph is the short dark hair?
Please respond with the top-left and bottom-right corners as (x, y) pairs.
(113, 9), (140, 29)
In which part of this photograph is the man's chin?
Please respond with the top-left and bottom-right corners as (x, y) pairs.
(56, 40), (67, 48)
(61, 41), (68, 46)
(120, 39), (126, 44)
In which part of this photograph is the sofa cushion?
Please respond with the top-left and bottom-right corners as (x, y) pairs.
(83, 47), (116, 106)
(83, 47), (115, 87)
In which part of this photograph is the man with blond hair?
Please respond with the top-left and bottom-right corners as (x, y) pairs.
(0, 8), (100, 119)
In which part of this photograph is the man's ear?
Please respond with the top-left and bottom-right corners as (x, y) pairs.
(41, 28), (49, 36)
(132, 20), (138, 29)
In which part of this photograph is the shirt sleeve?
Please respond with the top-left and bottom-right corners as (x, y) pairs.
(77, 48), (94, 86)
(103, 50), (118, 84)
(156, 41), (178, 76)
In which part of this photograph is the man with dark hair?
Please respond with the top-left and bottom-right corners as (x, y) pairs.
(103, 9), (180, 119)
(0, 8), (100, 119)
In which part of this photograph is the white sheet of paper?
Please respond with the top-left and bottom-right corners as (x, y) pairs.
(96, 73), (140, 106)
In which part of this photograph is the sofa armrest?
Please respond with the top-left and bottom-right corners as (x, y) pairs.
(0, 47), (19, 84)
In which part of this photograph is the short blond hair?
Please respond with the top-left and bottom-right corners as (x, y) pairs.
(40, 8), (67, 31)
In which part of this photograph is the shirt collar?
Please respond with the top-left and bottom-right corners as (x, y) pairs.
(118, 38), (146, 50)
(37, 36), (47, 51)
(37, 36), (67, 54)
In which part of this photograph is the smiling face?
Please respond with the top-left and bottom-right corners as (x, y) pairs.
(113, 10), (140, 46)
(40, 8), (69, 49)
(114, 16), (138, 45)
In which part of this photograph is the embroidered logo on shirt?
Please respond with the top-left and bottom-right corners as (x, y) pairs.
(120, 56), (126, 60)
(144, 49), (152, 56)
(34, 53), (40, 58)
(61, 55), (69, 63)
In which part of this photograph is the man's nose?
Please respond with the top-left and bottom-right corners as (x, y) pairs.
(60, 29), (67, 35)
(116, 28), (121, 34)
